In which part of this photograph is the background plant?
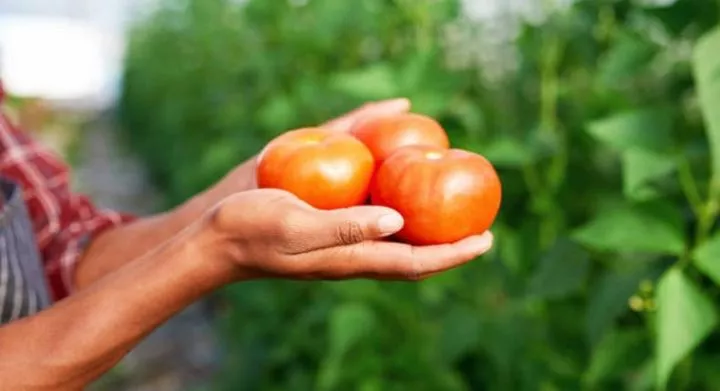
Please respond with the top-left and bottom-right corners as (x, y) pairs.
(119, 0), (720, 389)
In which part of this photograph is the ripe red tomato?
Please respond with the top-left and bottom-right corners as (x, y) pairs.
(256, 127), (375, 210)
(370, 145), (502, 245)
(349, 113), (450, 164)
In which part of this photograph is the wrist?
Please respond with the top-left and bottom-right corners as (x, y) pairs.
(164, 156), (261, 283)
(181, 221), (243, 289)
(175, 156), (259, 229)
(194, 207), (263, 284)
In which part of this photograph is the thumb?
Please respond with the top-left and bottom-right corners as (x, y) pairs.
(284, 205), (405, 253)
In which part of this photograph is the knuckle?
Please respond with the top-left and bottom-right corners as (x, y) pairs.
(275, 210), (307, 251)
(407, 267), (422, 281)
(342, 242), (364, 265)
(323, 246), (359, 279)
(208, 193), (245, 229)
(407, 249), (424, 281)
(335, 220), (365, 245)
(207, 203), (226, 229)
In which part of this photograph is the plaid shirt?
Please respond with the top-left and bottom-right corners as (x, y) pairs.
(0, 81), (136, 301)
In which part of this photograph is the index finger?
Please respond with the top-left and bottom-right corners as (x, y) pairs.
(322, 98), (411, 132)
(301, 231), (494, 280)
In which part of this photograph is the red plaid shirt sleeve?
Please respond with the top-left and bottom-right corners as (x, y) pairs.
(0, 95), (136, 301)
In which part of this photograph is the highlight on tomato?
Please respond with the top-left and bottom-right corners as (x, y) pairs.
(256, 127), (375, 210)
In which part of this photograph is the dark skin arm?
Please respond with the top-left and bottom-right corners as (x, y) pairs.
(0, 98), (475, 389)
(72, 168), (241, 289)
(0, 188), (494, 390)
(74, 98), (410, 290)
(0, 222), (229, 390)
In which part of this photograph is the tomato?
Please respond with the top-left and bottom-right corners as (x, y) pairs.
(256, 127), (375, 209)
(370, 145), (502, 245)
(349, 113), (450, 164)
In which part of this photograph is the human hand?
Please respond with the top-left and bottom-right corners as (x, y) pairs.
(319, 97), (410, 133)
(202, 189), (493, 281)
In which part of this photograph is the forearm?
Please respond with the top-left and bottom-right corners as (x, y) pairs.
(74, 157), (257, 289)
(0, 223), (233, 390)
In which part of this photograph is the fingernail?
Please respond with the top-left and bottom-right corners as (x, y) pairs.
(377, 213), (404, 235)
(376, 98), (410, 109)
(390, 97), (410, 106)
(462, 232), (494, 254)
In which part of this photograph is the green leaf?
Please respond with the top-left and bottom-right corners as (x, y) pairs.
(692, 234), (720, 285)
(629, 360), (656, 391)
(328, 302), (376, 356)
(200, 142), (239, 178)
(418, 268), (466, 306)
(586, 108), (673, 153)
(438, 305), (481, 362)
(622, 148), (676, 201)
(596, 32), (658, 88)
(584, 328), (649, 388)
(257, 93), (296, 131)
(325, 280), (381, 301)
(528, 239), (590, 299)
(398, 49), (437, 93)
(398, 50), (460, 117)
(406, 89), (454, 118)
(318, 302), (377, 391)
(449, 97), (485, 139)
(478, 136), (535, 167)
(359, 378), (383, 391)
(693, 26), (720, 180)
(586, 268), (651, 345)
(330, 63), (399, 100)
(656, 268), (718, 389)
(572, 201), (685, 255)
(493, 223), (524, 274)
(691, 352), (720, 390)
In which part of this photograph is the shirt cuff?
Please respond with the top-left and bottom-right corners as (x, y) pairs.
(47, 210), (136, 301)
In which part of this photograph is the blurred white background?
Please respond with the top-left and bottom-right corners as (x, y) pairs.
(0, 0), (572, 110)
(0, 0), (158, 109)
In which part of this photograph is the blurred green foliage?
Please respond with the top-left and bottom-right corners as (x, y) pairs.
(119, 0), (720, 389)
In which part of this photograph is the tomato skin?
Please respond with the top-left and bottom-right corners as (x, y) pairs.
(349, 113), (450, 164)
(257, 127), (375, 209)
(370, 145), (502, 245)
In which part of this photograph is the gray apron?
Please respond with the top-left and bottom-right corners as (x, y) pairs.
(0, 179), (52, 324)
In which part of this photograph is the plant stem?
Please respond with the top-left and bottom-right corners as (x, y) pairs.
(679, 155), (720, 266)
(696, 195), (719, 246)
(537, 31), (565, 249)
(677, 155), (703, 218)
(539, 38), (561, 139)
(523, 164), (543, 196)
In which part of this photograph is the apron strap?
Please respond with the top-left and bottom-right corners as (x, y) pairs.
(0, 178), (52, 324)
